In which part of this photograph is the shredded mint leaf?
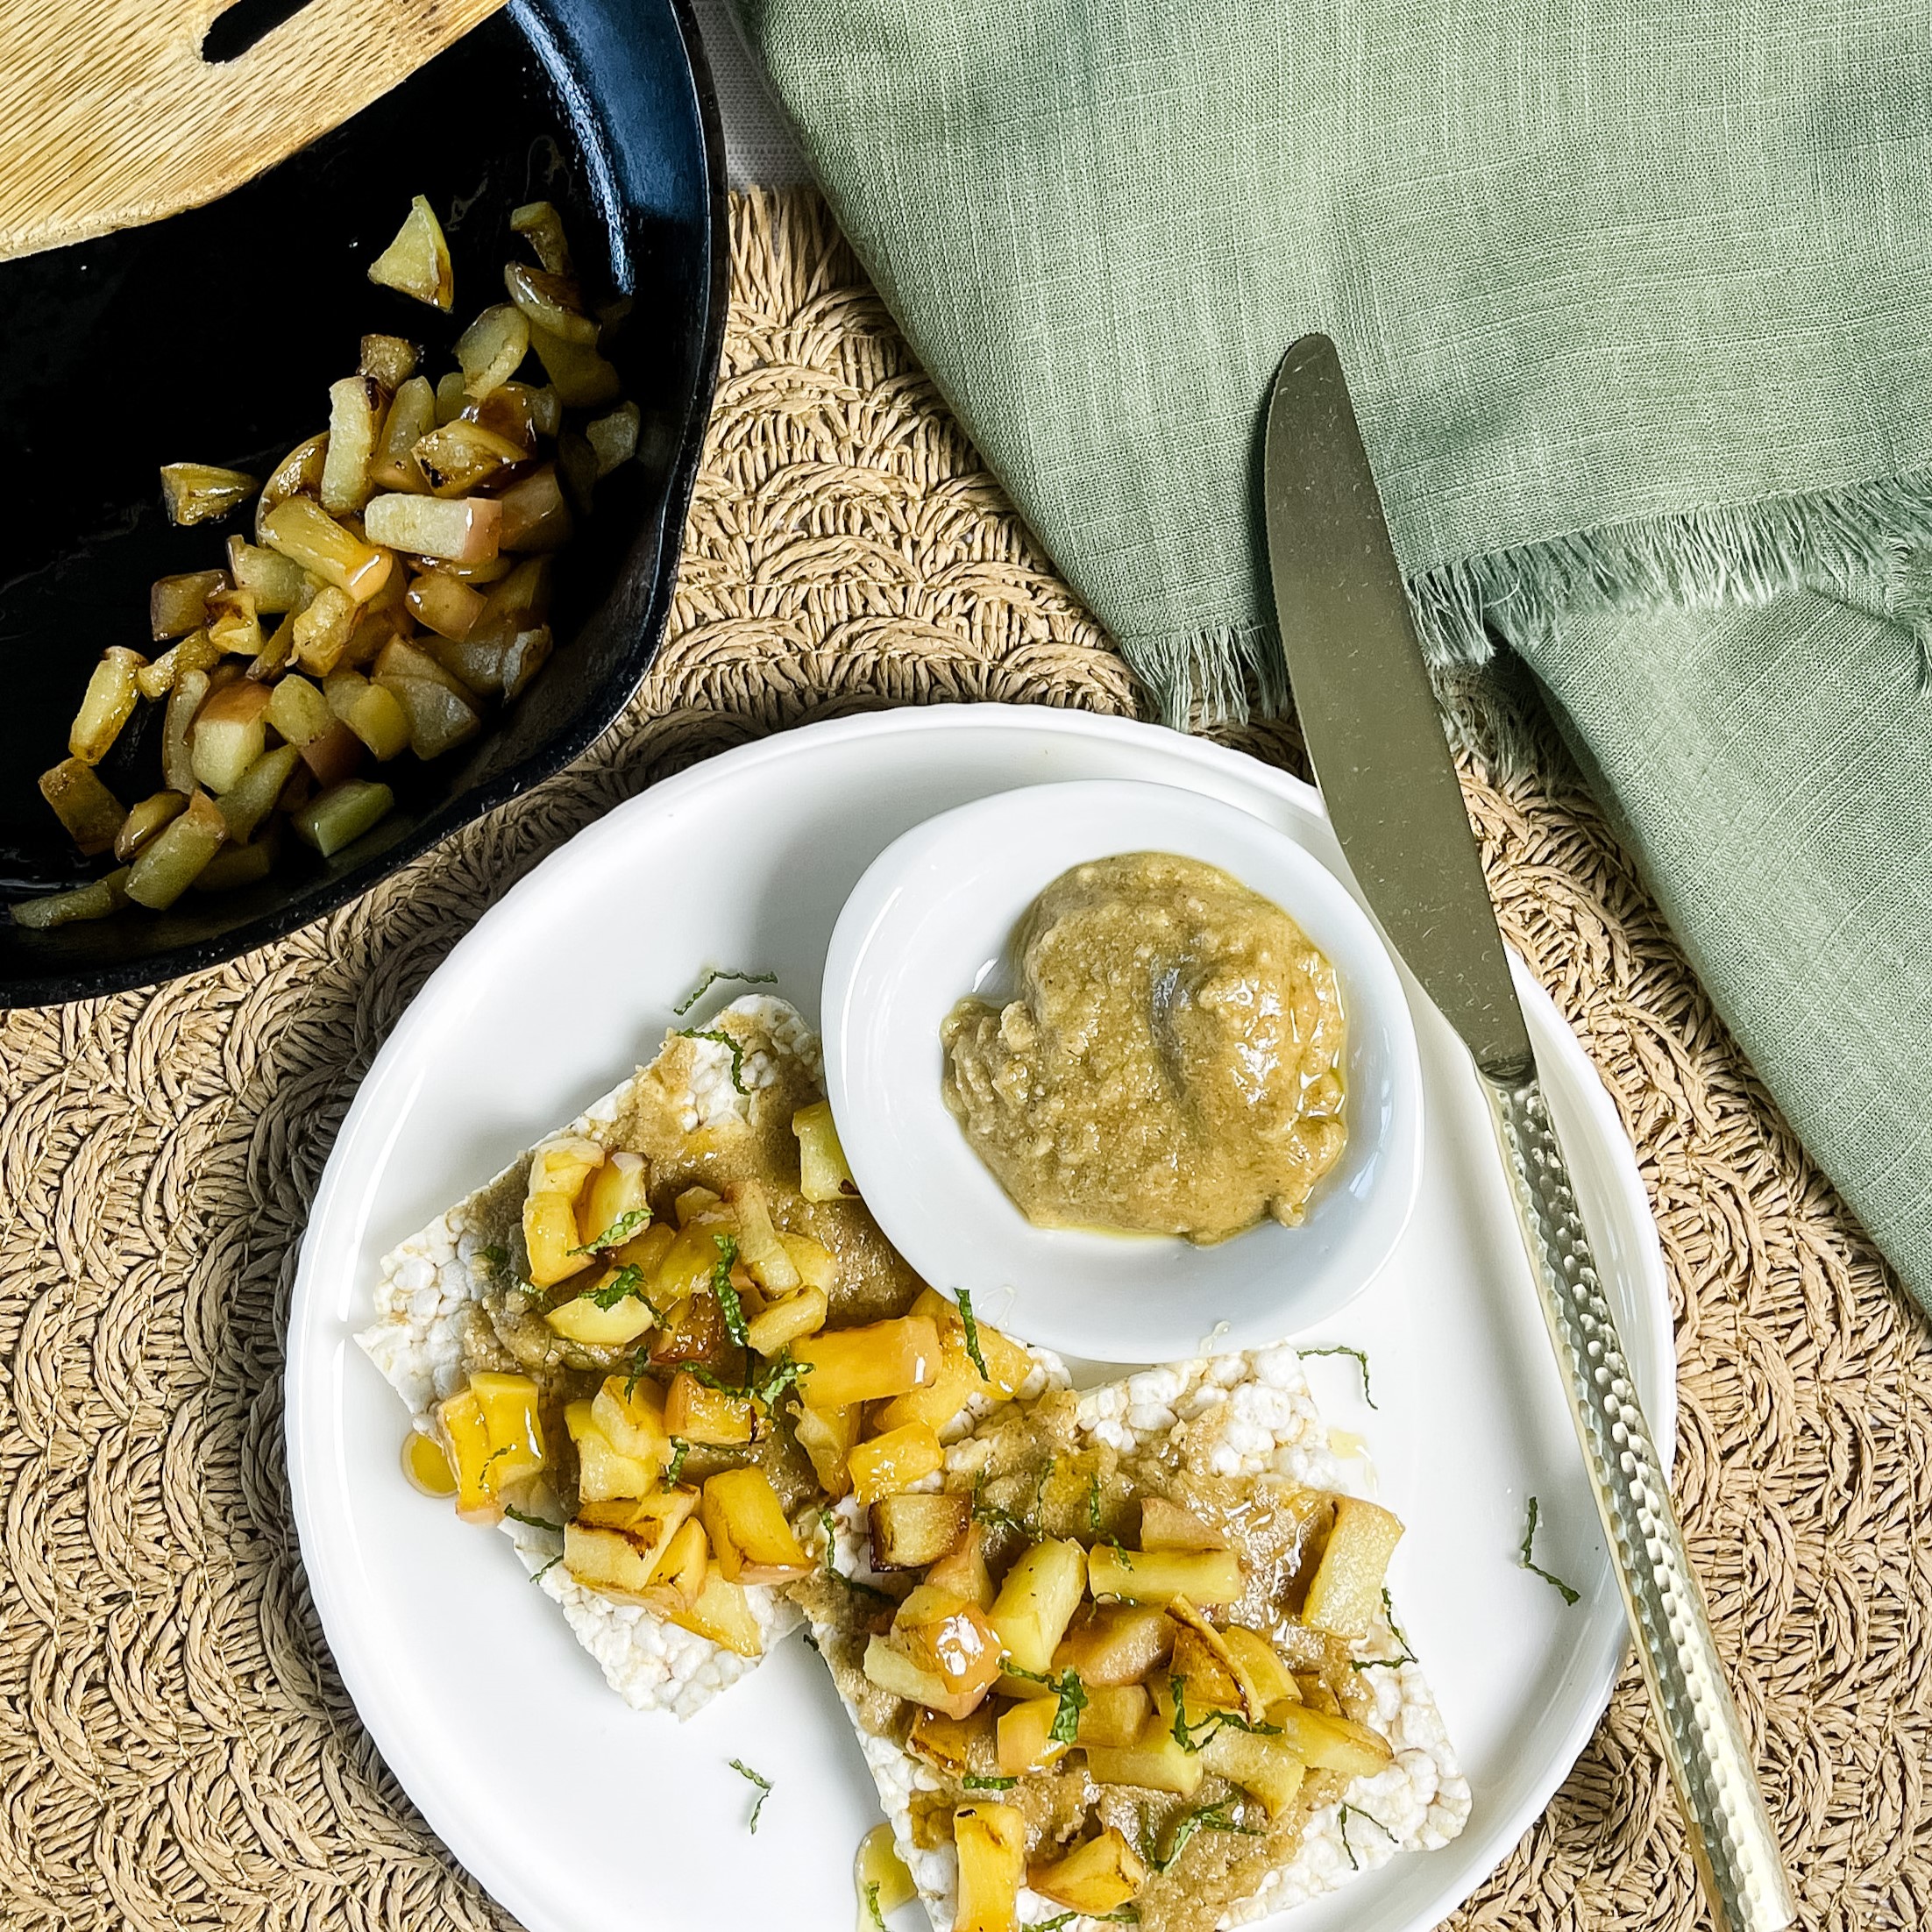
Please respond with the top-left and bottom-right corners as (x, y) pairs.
(1518, 1495), (1580, 1605)
(1301, 1343), (1375, 1409)
(751, 1350), (806, 1410)
(588, 1263), (648, 1310)
(678, 1026), (748, 1092)
(713, 1234), (748, 1342)
(673, 967), (778, 1016)
(529, 1552), (564, 1584)
(1033, 1912), (1138, 1932)
(502, 1503), (563, 1533)
(570, 1207), (650, 1256)
(1004, 1661), (1087, 1744)
(665, 1438), (692, 1485)
(729, 1758), (771, 1833)
(1139, 1796), (1261, 1875)
(955, 1286), (991, 1382)
(960, 1773), (1016, 1791)
(1338, 1802), (1394, 1872)
(481, 1444), (512, 1474)
(476, 1245), (508, 1269)
(1168, 1677), (1279, 1752)
(1085, 1471), (1126, 1549)
(1354, 1586), (1420, 1670)
(863, 1881), (887, 1932)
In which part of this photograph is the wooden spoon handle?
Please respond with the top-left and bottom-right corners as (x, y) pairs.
(0, 0), (508, 261)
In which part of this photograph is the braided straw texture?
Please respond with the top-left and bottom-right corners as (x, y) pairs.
(0, 188), (1925, 1930)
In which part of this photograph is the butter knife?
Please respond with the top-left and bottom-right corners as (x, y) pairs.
(1262, 333), (1793, 1932)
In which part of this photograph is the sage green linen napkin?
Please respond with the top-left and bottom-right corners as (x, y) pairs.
(736, 0), (1932, 1303)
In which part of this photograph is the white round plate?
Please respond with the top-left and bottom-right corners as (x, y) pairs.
(823, 779), (1424, 1360)
(287, 705), (1672, 1932)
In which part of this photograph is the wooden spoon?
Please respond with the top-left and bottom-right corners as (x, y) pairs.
(0, 0), (508, 262)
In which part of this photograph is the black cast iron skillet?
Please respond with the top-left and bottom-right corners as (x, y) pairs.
(0, 0), (726, 1007)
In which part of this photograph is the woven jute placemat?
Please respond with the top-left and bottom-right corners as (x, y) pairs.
(0, 189), (1924, 1931)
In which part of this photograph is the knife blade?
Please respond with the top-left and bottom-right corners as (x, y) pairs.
(1263, 332), (1793, 1932)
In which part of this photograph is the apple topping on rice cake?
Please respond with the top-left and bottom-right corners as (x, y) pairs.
(793, 1347), (1471, 1932)
(355, 994), (1067, 1719)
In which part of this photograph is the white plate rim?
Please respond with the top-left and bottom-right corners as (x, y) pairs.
(286, 701), (1673, 1932)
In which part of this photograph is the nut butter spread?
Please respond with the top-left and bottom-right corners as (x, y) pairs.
(941, 852), (1346, 1243)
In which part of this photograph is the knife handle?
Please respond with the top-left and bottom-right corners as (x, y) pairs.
(1481, 1072), (1794, 1932)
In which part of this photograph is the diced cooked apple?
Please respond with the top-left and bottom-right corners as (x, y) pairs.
(39, 757), (125, 856)
(204, 585), (263, 659)
(996, 1694), (1069, 1776)
(497, 464), (572, 551)
(1168, 1595), (1261, 1715)
(160, 462), (257, 526)
(565, 1488), (698, 1594)
(988, 1538), (1087, 1673)
(1200, 1726), (1307, 1817)
(870, 1491), (970, 1571)
(363, 490), (503, 565)
(260, 496), (393, 603)
(321, 376), (382, 514)
(911, 1288), (1034, 1397)
(875, 1360), (980, 1436)
(457, 303), (531, 401)
(68, 648), (146, 765)
(265, 671), (332, 749)
(367, 195), (453, 309)
(226, 537), (309, 613)
(1086, 1545), (1245, 1607)
(114, 790), (187, 863)
(323, 668), (411, 760)
(1302, 1497), (1404, 1637)
(406, 567), (487, 641)
(951, 1803), (1026, 1932)
(1082, 1721), (1206, 1798)
(908, 1704), (991, 1772)
(792, 1100), (858, 1201)
(137, 628), (221, 700)
(124, 791), (228, 908)
(663, 1370), (756, 1445)
(522, 1133), (603, 1287)
(359, 332), (419, 390)
(848, 1421), (944, 1507)
(1220, 1626), (1300, 1708)
(1074, 1682), (1149, 1749)
(502, 259), (597, 343)
(290, 778), (393, 857)
(254, 431), (329, 539)
(161, 668), (210, 792)
(193, 834), (278, 893)
(586, 401), (640, 478)
(151, 569), (228, 641)
(437, 1369), (545, 1522)
(793, 1316), (940, 1410)
(898, 1596), (1005, 1718)
(544, 1280), (655, 1347)
(501, 624), (552, 700)
(565, 1400), (658, 1501)
(1268, 1701), (1396, 1778)
(657, 1516), (710, 1601)
(215, 744), (300, 843)
(579, 1150), (649, 1251)
(793, 1400), (859, 1499)
(371, 375), (437, 490)
(776, 1231), (837, 1294)
(292, 585), (359, 674)
(863, 1633), (955, 1711)
(1027, 1829), (1147, 1914)
(700, 1467), (811, 1583)
(1053, 1603), (1174, 1686)
(189, 677), (271, 793)
(722, 1180), (797, 1293)
(743, 1286), (827, 1357)
(510, 198), (572, 275)
(643, 1559), (764, 1655)
(528, 318), (620, 408)
(589, 1376), (671, 1467)
(1140, 1495), (1227, 1551)
(11, 867), (130, 930)
(927, 1521), (996, 1610)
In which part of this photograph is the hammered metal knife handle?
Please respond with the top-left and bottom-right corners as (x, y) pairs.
(1482, 1073), (1794, 1932)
